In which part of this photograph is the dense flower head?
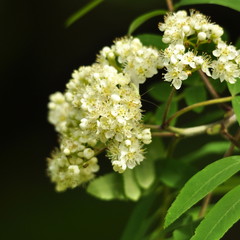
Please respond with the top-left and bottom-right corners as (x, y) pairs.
(47, 9), (240, 192)
(97, 37), (163, 86)
(159, 10), (223, 44)
(160, 42), (210, 89)
(47, 92), (100, 191)
(66, 64), (151, 173)
(158, 10), (240, 88)
(210, 41), (240, 83)
(48, 62), (152, 190)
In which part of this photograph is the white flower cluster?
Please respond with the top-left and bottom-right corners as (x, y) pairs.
(211, 42), (240, 83)
(97, 37), (162, 87)
(159, 10), (223, 44)
(158, 10), (240, 89)
(160, 42), (209, 89)
(48, 37), (154, 191)
(66, 64), (151, 173)
(48, 92), (99, 191)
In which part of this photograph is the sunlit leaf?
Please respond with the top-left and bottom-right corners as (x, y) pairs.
(87, 172), (125, 200)
(228, 79), (240, 95)
(123, 169), (141, 201)
(65, 0), (104, 27)
(191, 185), (240, 240)
(175, 0), (240, 12)
(128, 10), (166, 35)
(164, 156), (240, 227)
(134, 158), (156, 190)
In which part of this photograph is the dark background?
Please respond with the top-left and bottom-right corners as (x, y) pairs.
(1, 0), (239, 239)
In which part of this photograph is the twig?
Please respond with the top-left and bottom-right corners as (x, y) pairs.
(167, 113), (236, 137)
(144, 124), (161, 129)
(198, 70), (219, 99)
(166, 0), (174, 12)
(166, 96), (233, 126)
(221, 128), (240, 149)
(162, 88), (175, 128)
(224, 129), (240, 157)
(198, 70), (231, 111)
(151, 132), (177, 137)
(199, 193), (212, 218)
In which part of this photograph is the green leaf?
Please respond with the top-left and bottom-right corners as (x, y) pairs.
(65, 0), (104, 27)
(120, 194), (156, 240)
(191, 185), (240, 240)
(87, 172), (125, 200)
(210, 78), (227, 94)
(173, 220), (200, 240)
(164, 156), (240, 228)
(155, 101), (178, 125)
(228, 79), (240, 95)
(232, 96), (240, 125)
(213, 176), (240, 195)
(184, 72), (202, 86)
(134, 158), (156, 190)
(184, 86), (207, 113)
(175, 0), (240, 12)
(188, 109), (224, 126)
(148, 82), (173, 102)
(181, 141), (230, 163)
(128, 10), (166, 35)
(123, 169), (141, 201)
(145, 137), (165, 161)
(137, 34), (168, 50)
(159, 160), (197, 189)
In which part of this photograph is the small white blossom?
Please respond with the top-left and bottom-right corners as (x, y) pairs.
(211, 60), (240, 84)
(213, 42), (238, 62)
(164, 64), (189, 89)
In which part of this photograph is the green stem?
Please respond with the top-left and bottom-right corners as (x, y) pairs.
(166, 96), (233, 126)
(162, 88), (175, 128)
(167, 113), (236, 137)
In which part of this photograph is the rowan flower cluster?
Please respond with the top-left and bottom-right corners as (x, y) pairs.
(48, 92), (99, 191)
(211, 42), (240, 83)
(158, 10), (240, 89)
(47, 10), (240, 191)
(97, 37), (163, 87)
(47, 37), (157, 191)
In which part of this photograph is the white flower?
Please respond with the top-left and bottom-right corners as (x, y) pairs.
(213, 42), (238, 62)
(211, 60), (240, 83)
(164, 64), (189, 89)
